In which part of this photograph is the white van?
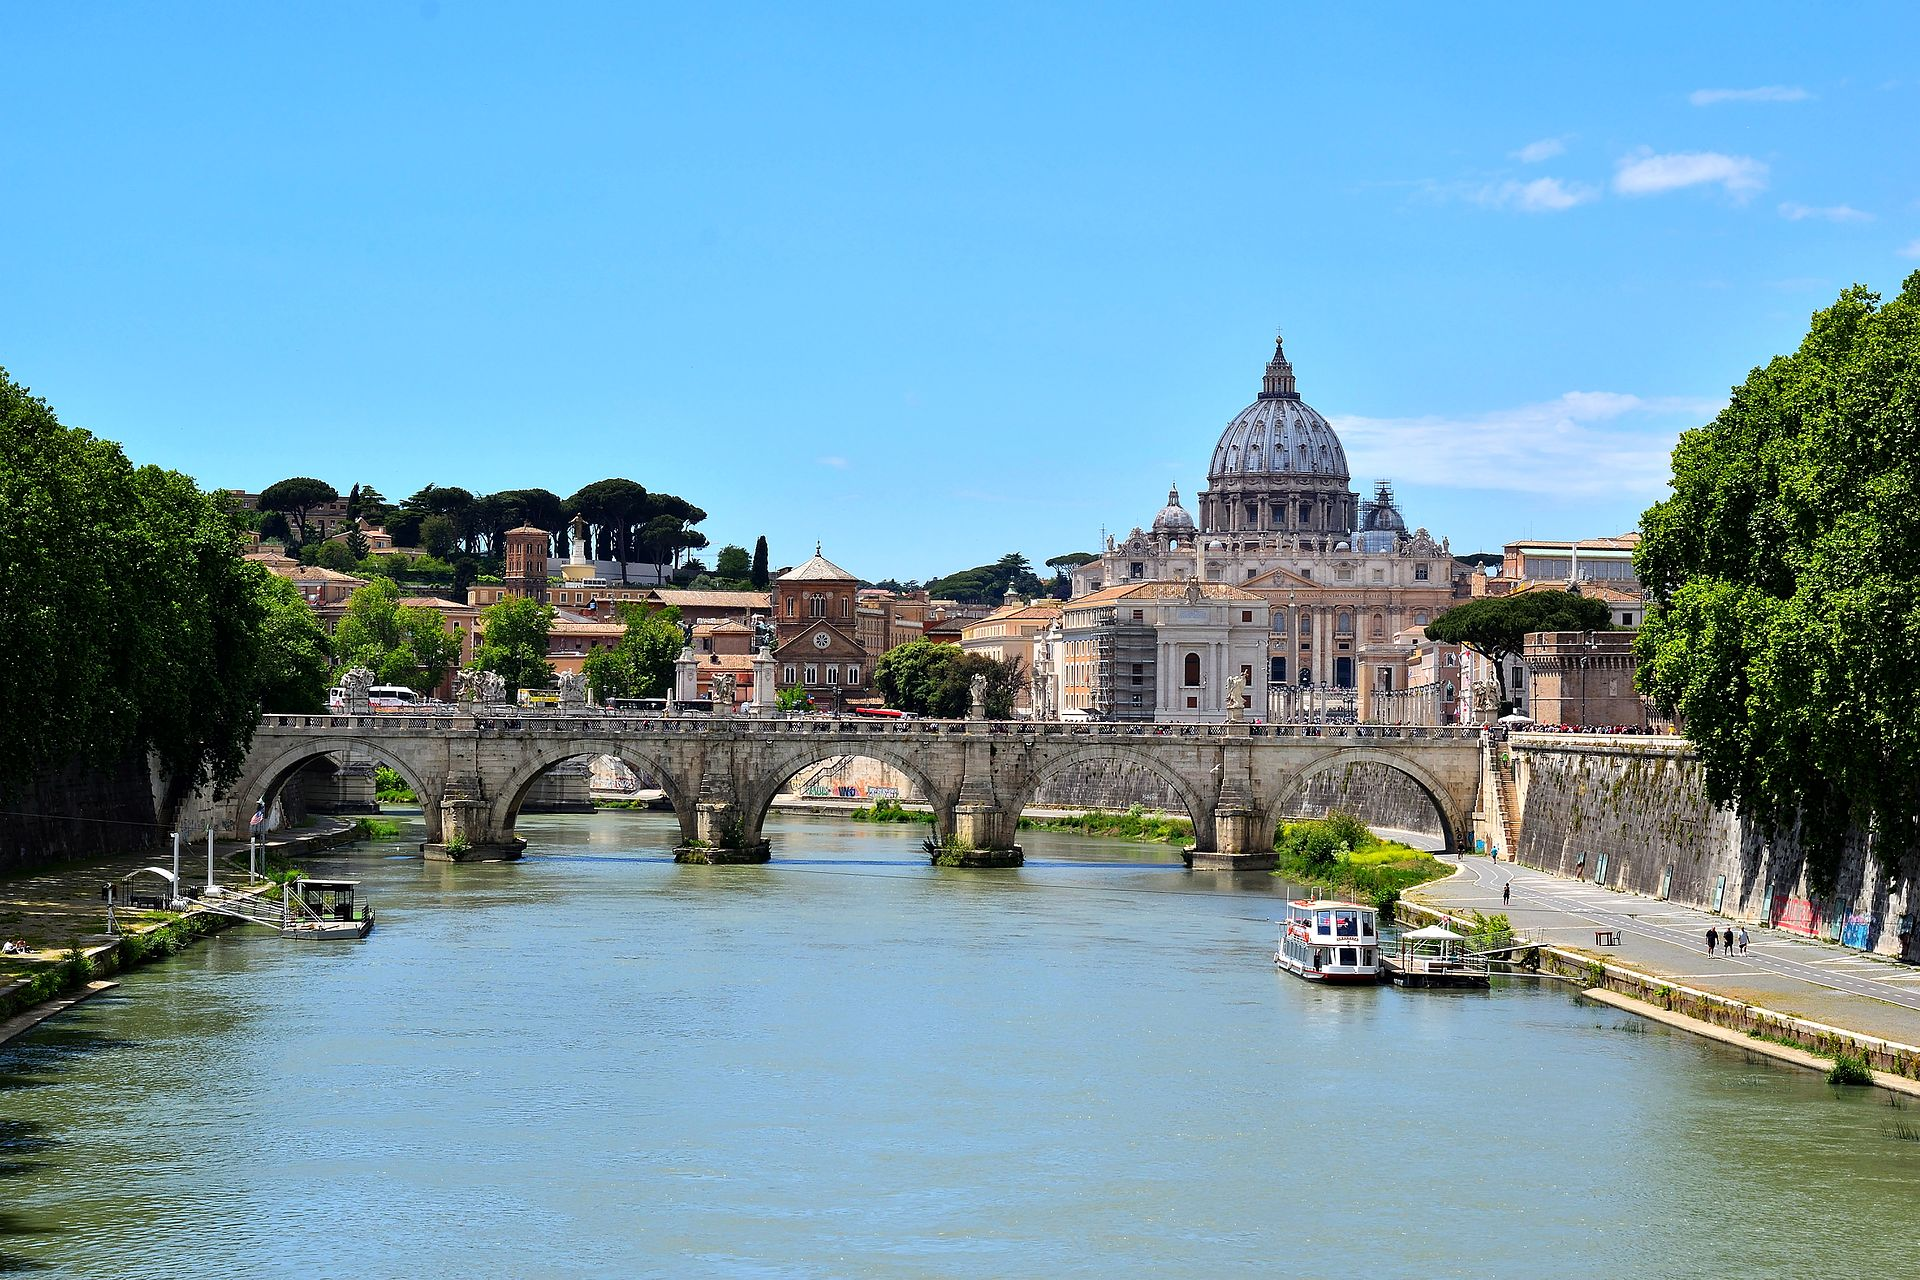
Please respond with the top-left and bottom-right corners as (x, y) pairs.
(368, 685), (421, 710)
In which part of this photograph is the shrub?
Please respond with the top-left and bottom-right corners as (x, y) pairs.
(1830, 1051), (1874, 1086)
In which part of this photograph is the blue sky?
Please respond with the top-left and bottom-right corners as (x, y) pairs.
(4, 3), (1917, 578)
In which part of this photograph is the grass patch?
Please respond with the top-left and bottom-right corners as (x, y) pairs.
(851, 799), (934, 824)
(349, 816), (402, 842)
(593, 799), (649, 810)
(374, 765), (415, 804)
(1018, 805), (1193, 843)
(1269, 812), (1448, 910)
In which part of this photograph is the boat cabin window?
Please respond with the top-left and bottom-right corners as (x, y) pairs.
(1339, 948), (1357, 966)
(1334, 911), (1360, 937)
(1315, 911), (1333, 934)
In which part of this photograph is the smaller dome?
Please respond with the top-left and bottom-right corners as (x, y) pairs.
(1152, 484), (1196, 534)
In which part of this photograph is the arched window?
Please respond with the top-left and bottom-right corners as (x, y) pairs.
(809, 593), (826, 618)
(1370, 612), (1385, 640)
(1183, 653), (1201, 687)
(1336, 613), (1353, 636)
(1414, 611), (1429, 625)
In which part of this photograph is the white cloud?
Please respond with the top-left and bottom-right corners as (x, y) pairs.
(1333, 391), (1723, 499)
(1900, 239), (1920, 259)
(1512, 137), (1567, 163)
(1614, 148), (1767, 199)
(1689, 85), (1812, 105)
(1778, 202), (1873, 222)
(1467, 176), (1599, 213)
(816, 455), (850, 469)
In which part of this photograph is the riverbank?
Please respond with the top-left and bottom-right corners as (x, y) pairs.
(0, 816), (363, 1043)
(1406, 855), (1920, 1093)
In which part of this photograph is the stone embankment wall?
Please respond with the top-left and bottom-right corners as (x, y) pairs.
(1509, 735), (1919, 962)
(1288, 763), (1445, 838)
(0, 753), (164, 876)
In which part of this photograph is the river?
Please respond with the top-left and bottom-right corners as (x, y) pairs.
(3, 811), (1918, 1277)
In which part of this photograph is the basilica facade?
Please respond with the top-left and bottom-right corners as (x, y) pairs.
(1064, 335), (1464, 719)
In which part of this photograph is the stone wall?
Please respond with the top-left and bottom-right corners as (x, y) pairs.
(0, 752), (163, 875)
(1287, 762), (1446, 839)
(1509, 735), (1920, 961)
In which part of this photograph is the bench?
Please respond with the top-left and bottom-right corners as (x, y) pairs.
(1594, 929), (1621, 947)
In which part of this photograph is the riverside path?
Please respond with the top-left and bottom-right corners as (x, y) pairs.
(1415, 855), (1920, 1051)
(199, 712), (1484, 869)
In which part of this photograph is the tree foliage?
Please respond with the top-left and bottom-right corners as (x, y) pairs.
(257, 476), (339, 546)
(1425, 590), (1612, 699)
(874, 640), (1024, 718)
(255, 574), (333, 713)
(581, 604), (683, 702)
(0, 368), (328, 803)
(751, 536), (770, 589)
(926, 552), (1046, 604)
(471, 595), (555, 697)
(331, 578), (463, 694)
(1635, 273), (1920, 891)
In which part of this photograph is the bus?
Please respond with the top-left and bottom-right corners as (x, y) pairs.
(329, 685), (423, 712)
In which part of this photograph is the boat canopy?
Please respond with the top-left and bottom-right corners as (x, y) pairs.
(1402, 924), (1465, 941)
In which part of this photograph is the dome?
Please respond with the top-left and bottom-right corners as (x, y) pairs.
(1206, 337), (1349, 484)
(1360, 480), (1407, 533)
(1152, 484), (1196, 534)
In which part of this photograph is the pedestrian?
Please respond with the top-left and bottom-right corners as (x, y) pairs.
(1502, 882), (1511, 906)
(1723, 926), (1734, 956)
(1738, 926), (1749, 955)
(1706, 926), (1717, 956)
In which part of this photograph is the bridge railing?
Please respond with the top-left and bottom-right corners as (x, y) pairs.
(258, 711), (1485, 742)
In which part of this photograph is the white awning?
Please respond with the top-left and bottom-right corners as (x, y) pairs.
(1403, 924), (1464, 941)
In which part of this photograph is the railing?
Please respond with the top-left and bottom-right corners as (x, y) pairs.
(260, 711), (1488, 742)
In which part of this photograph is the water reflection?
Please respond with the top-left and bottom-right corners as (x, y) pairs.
(1, 811), (1917, 1277)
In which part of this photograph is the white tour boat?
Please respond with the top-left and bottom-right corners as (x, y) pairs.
(1275, 899), (1383, 983)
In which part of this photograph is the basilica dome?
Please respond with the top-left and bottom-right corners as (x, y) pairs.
(1206, 337), (1349, 484)
(1152, 484), (1196, 536)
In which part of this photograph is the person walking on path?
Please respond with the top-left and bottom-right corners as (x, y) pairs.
(1723, 926), (1735, 957)
(1706, 927), (1718, 956)
(1738, 926), (1749, 955)
(1502, 882), (1511, 907)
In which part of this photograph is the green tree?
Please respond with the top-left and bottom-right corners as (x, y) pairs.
(471, 595), (555, 697)
(344, 525), (370, 562)
(751, 536), (770, 589)
(255, 574), (332, 713)
(1636, 273), (1920, 892)
(581, 604), (683, 701)
(419, 513), (457, 561)
(715, 544), (751, 581)
(311, 540), (357, 571)
(926, 552), (1046, 604)
(257, 476), (339, 546)
(1425, 590), (1611, 705)
(775, 684), (811, 711)
(875, 640), (1022, 717)
(333, 578), (463, 693)
(567, 478), (649, 582)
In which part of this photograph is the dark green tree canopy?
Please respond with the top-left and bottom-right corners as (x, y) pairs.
(471, 596), (555, 697)
(257, 476), (339, 545)
(1636, 273), (1920, 891)
(1424, 590), (1612, 696)
(927, 552), (1046, 604)
(874, 640), (1024, 719)
(581, 604), (682, 702)
(750, 536), (770, 589)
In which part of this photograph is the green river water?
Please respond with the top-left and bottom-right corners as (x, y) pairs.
(3, 810), (1919, 1277)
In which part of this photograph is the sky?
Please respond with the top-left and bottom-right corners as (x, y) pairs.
(4, 3), (1918, 579)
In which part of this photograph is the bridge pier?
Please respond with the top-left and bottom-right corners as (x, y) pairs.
(1188, 777), (1275, 871)
(425, 787), (527, 862)
(677, 799), (772, 864)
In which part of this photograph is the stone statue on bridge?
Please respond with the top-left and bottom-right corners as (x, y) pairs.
(339, 666), (375, 714)
(969, 673), (988, 719)
(709, 672), (736, 712)
(1225, 671), (1246, 723)
(557, 671), (589, 707)
(455, 668), (508, 706)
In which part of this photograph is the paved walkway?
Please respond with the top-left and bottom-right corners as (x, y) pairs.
(1412, 854), (1920, 1050)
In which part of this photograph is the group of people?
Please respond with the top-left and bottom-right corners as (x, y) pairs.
(1706, 925), (1749, 957)
(0, 938), (33, 955)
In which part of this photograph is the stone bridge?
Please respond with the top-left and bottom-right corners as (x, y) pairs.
(208, 713), (1484, 870)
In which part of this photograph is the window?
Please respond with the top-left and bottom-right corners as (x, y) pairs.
(1415, 564), (1430, 581)
(1271, 657), (1287, 683)
(804, 664), (817, 684)
(1335, 656), (1354, 687)
(1183, 653), (1201, 686)
(826, 665), (838, 684)
(1242, 610), (1253, 622)
(1415, 611), (1429, 625)
(1336, 613), (1353, 635)
(1132, 663), (1143, 674)
(848, 665), (859, 685)
(1241, 664), (1253, 688)
(1130, 562), (1144, 579)
(786, 597), (795, 617)
(1131, 609), (1144, 621)
(1300, 568), (1312, 580)
(1186, 695), (1198, 709)
(842, 597), (851, 618)
(1244, 502), (1257, 524)
(809, 594), (825, 618)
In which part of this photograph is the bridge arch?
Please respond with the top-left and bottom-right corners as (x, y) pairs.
(226, 737), (444, 841)
(1009, 742), (1219, 852)
(1278, 747), (1464, 852)
(490, 741), (699, 848)
(735, 740), (959, 851)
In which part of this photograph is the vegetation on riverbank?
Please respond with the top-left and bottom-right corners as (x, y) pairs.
(851, 798), (933, 823)
(0, 910), (228, 1023)
(1270, 812), (1448, 910)
(1017, 805), (1194, 843)
(374, 765), (416, 803)
(349, 816), (403, 841)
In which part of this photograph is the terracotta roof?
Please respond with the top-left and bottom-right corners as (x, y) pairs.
(777, 547), (857, 582)
(289, 566), (368, 585)
(505, 524), (548, 535)
(1069, 581), (1264, 605)
(701, 653), (757, 670)
(397, 595), (473, 611)
(647, 589), (771, 609)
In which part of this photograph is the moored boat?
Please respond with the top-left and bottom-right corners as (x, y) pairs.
(1274, 899), (1383, 983)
